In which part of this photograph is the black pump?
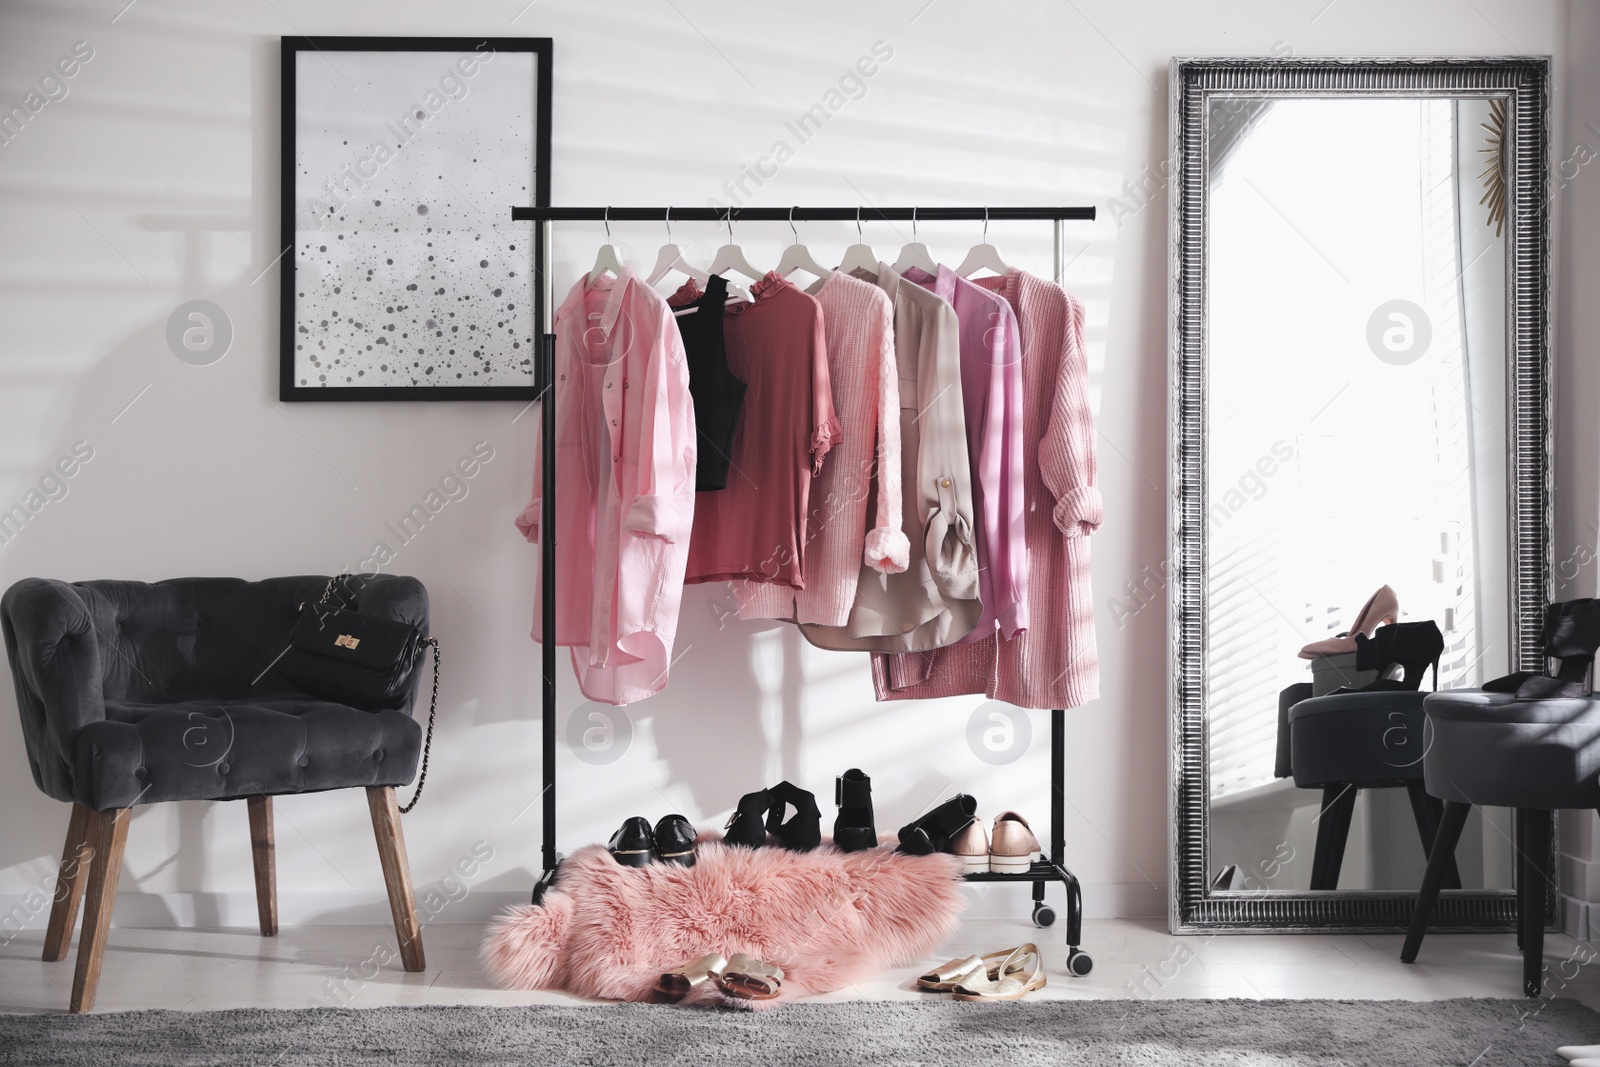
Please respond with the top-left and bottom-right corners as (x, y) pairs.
(1345, 620), (1445, 693)
(833, 768), (877, 852)
(1483, 597), (1600, 699)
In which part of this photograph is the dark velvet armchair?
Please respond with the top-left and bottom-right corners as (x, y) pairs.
(1, 575), (432, 1012)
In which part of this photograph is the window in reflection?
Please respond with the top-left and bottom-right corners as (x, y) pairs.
(1204, 97), (1512, 892)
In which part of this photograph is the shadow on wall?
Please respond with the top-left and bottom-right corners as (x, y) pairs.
(0, 5), (1151, 915)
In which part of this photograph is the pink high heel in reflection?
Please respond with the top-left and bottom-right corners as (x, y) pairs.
(1298, 584), (1400, 660)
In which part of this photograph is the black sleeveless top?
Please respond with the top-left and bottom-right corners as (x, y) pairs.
(673, 275), (747, 491)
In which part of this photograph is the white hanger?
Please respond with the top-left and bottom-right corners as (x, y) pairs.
(837, 207), (878, 274)
(646, 207), (710, 287)
(587, 207), (626, 283)
(955, 207), (1010, 278)
(892, 207), (938, 276)
(707, 209), (765, 282)
(775, 207), (834, 282)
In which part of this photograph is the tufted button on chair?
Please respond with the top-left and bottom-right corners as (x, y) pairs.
(1, 575), (432, 1012)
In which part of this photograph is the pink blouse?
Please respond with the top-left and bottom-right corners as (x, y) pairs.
(675, 273), (841, 589)
(872, 270), (1101, 710)
(902, 266), (1028, 643)
(515, 269), (697, 706)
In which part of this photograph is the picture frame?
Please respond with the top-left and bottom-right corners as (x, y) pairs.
(279, 36), (551, 401)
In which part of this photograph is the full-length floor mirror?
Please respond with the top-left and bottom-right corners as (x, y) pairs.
(1169, 57), (1551, 931)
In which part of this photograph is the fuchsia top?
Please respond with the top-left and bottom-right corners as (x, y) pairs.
(673, 272), (841, 589)
(515, 270), (697, 706)
(901, 266), (1028, 643)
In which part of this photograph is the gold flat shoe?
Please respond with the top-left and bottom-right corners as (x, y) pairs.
(952, 943), (1046, 1001)
(651, 952), (728, 1003)
(916, 948), (1016, 992)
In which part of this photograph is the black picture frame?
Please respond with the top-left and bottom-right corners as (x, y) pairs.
(279, 36), (551, 402)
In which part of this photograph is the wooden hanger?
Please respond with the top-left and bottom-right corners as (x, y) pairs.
(837, 207), (878, 274)
(707, 208), (765, 282)
(955, 207), (1010, 278)
(775, 207), (834, 282)
(587, 207), (626, 283)
(892, 206), (937, 275)
(646, 207), (710, 287)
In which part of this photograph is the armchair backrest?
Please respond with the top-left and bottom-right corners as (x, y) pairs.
(2, 574), (430, 802)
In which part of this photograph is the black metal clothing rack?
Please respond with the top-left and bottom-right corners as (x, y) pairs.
(509, 204), (1097, 977)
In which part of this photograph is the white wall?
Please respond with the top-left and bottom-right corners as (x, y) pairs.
(0, 0), (1582, 933)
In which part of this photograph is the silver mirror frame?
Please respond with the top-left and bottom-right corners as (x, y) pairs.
(1168, 56), (1552, 932)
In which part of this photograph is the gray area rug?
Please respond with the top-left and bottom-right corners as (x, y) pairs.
(1, 998), (1596, 1066)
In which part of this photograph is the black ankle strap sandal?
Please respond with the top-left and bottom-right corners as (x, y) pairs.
(764, 781), (821, 852)
(722, 783), (822, 851)
(724, 789), (771, 849)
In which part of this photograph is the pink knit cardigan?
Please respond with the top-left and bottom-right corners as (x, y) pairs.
(871, 269), (1102, 710)
(737, 271), (908, 625)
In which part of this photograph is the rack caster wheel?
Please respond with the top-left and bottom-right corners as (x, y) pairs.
(1066, 949), (1093, 976)
(1031, 902), (1056, 928)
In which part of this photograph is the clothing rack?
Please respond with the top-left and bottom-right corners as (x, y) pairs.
(508, 204), (1098, 976)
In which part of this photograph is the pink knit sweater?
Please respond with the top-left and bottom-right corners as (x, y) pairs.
(870, 270), (1102, 710)
(737, 271), (908, 625)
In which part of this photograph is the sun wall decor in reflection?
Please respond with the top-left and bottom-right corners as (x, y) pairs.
(279, 37), (551, 401)
(1478, 97), (1508, 238)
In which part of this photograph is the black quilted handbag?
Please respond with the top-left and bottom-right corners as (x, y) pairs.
(273, 575), (441, 812)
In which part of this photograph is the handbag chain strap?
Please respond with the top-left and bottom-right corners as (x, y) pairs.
(399, 636), (440, 814)
(318, 575), (439, 816)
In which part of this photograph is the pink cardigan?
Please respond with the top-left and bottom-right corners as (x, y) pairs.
(871, 269), (1102, 710)
(736, 270), (908, 625)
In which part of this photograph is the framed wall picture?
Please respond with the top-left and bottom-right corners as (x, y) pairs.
(279, 36), (551, 401)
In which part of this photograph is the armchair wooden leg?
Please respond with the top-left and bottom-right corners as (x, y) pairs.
(43, 803), (93, 962)
(365, 786), (425, 972)
(70, 807), (129, 1013)
(247, 796), (277, 937)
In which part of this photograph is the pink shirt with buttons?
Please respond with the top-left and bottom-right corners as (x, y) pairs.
(515, 269), (697, 705)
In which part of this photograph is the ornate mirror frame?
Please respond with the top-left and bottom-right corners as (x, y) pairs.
(1168, 57), (1552, 932)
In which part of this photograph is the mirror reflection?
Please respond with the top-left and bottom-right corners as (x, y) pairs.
(1203, 97), (1516, 892)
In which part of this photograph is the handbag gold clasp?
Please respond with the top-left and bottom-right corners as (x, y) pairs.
(335, 634), (361, 650)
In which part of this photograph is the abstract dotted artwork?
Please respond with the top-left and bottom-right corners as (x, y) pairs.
(280, 37), (551, 400)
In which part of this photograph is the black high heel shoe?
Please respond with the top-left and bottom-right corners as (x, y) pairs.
(897, 794), (978, 856)
(834, 768), (877, 852)
(1342, 620), (1444, 693)
(1483, 598), (1600, 699)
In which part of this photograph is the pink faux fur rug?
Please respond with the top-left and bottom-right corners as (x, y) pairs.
(481, 839), (966, 1008)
